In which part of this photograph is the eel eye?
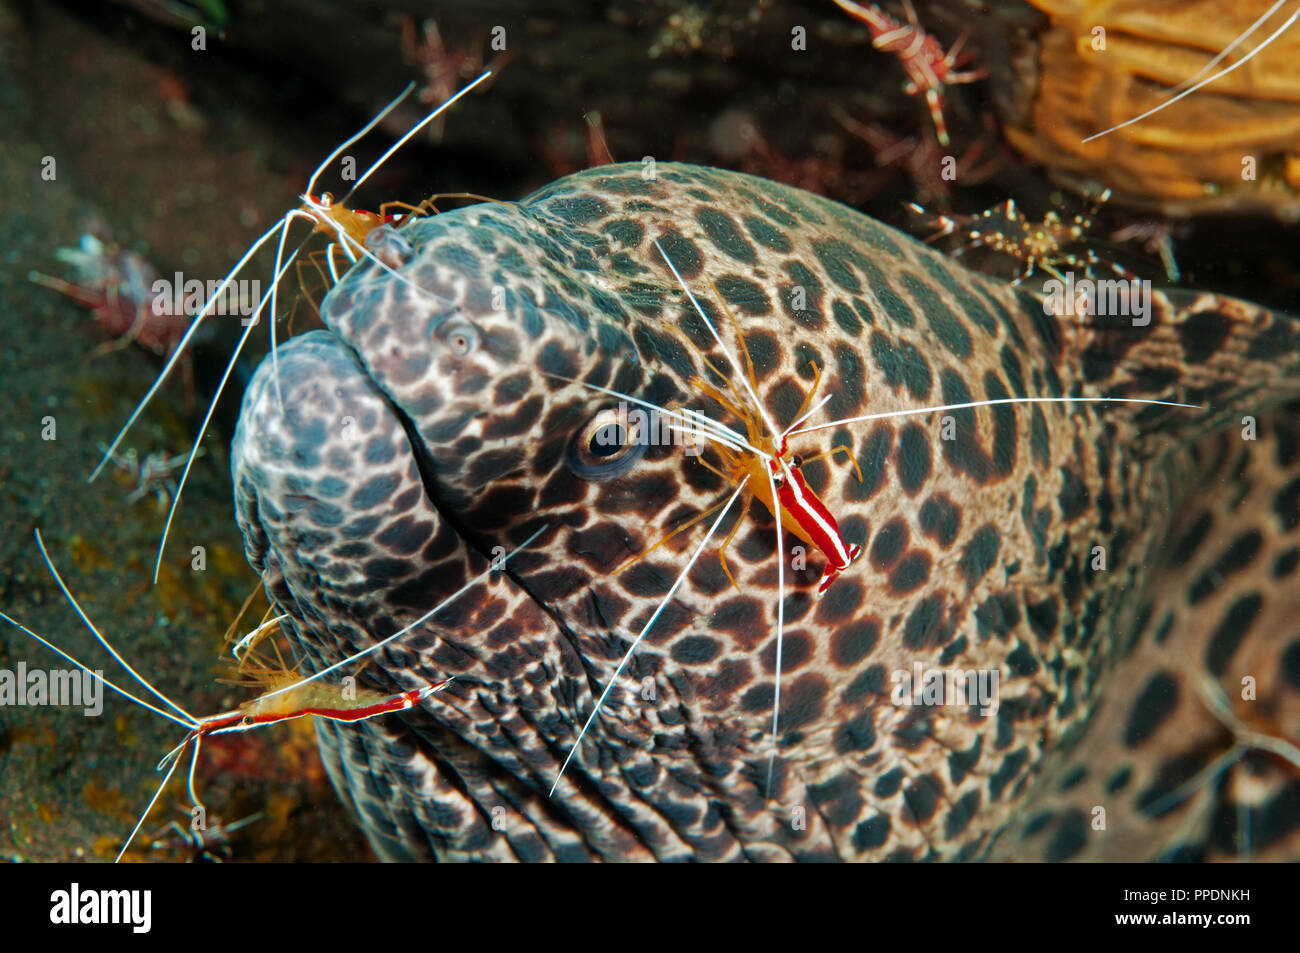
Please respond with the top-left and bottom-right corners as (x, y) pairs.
(566, 406), (648, 481)
(440, 319), (479, 357)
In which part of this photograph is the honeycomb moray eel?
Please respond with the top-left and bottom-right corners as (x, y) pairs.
(232, 162), (1300, 861)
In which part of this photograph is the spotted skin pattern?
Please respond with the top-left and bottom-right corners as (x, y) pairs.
(232, 162), (1300, 861)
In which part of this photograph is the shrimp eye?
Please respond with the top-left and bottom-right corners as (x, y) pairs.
(790, 454), (804, 469)
(439, 319), (479, 357)
(566, 406), (648, 481)
(240, 715), (255, 728)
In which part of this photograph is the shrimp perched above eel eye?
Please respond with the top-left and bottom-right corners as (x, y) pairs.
(85, 72), (495, 587)
(549, 238), (1208, 802)
(614, 278), (866, 597)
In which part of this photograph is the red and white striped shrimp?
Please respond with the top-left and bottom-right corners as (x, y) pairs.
(615, 276), (865, 596)
(548, 240), (1206, 799)
(833, 0), (986, 147)
(0, 524), (546, 862)
(86, 72), (494, 586)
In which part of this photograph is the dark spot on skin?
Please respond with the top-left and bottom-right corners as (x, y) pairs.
(1204, 593), (1262, 675)
(1022, 812), (1052, 839)
(830, 618), (880, 668)
(1283, 639), (1300, 691)
(815, 578), (863, 625)
(902, 775), (942, 824)
(696, 207), (756, 264)
(750, 194), (799, 228)
(832, 300), (861, 336)
(1275, 547), (1300, 578)
(431, 243), (482, 274)
(376, 517), (433, 556)
(874, 767), (904, 797)
(988, 749), (1029, 800)
(812, 239), (861, 293)
(536, 340), (580, 380)
(1057, 466), (1089, 521)
(546, 195), (611, 225)
(743, 214), (792, 252)
(1043, 810), (1088, 861)
(363, 438), (398, 466)
(1006, 643), (1039, 677)
(869, 331), (901, 390)
(852, 815), (890, 851)
(655, 230), (704, 280)
(946, 737), (982, 786)
(483, 395), (544, 440)
(902, 593), (947, 650)
(670, 635), (723, 665)
(868, 331), (929, 398)
(1277, 420), (1298, 468)
(708, 596), (767, 650)
(603, 218), (645, 248)
(1177, 309), (1235, 366)
(760, 630), (815, 675)
(919, 494), (960, 548)
(350, 473), (400, 511)
(1188, 530), (1263, 603)
(959, 524), (1000, 585)
(713, 274), (771, 315)
(1029, 407), (1049, 470)
(1274, 476), (1300, 530)
(773, 673), (828, 733)
(982, 371), (1017, 477)
(902, 273), (972, 358)
(854, 255), (914, 327)
(846, 426), (893, 502)
(870, 518), (907, 569)
(784, 261), (824, 330)
(944, 791), (981, 839)
(974, 592), (1020, 641)
(1170, 512), (1213, 566)
(1105, 766), (1133, 794)
(1025, 596), (1059, 642)
(1135, 752), (1212, 819)
(1124, 671), (1179, 747)
(896, 424), (931, 495)
(833, 712), (877, 755)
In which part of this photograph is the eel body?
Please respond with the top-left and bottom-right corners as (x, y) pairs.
(232, 162), (1300, 860)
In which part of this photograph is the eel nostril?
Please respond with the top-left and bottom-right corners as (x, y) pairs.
(365, 224), (415, 269)
(440, 319), (479, 357)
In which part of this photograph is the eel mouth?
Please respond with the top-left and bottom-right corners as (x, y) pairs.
(230, 324), (698, 861)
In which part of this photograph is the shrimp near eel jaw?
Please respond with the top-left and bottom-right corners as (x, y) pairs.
(548, 239), (1207, 799)
(86, 71), (494, 585)
(0, 524), (547, 862)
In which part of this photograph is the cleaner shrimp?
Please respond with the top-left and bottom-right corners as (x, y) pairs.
(548, 241), (1207, 799)
(0, 524), (546, 862)
(86, 71), (494, 585)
